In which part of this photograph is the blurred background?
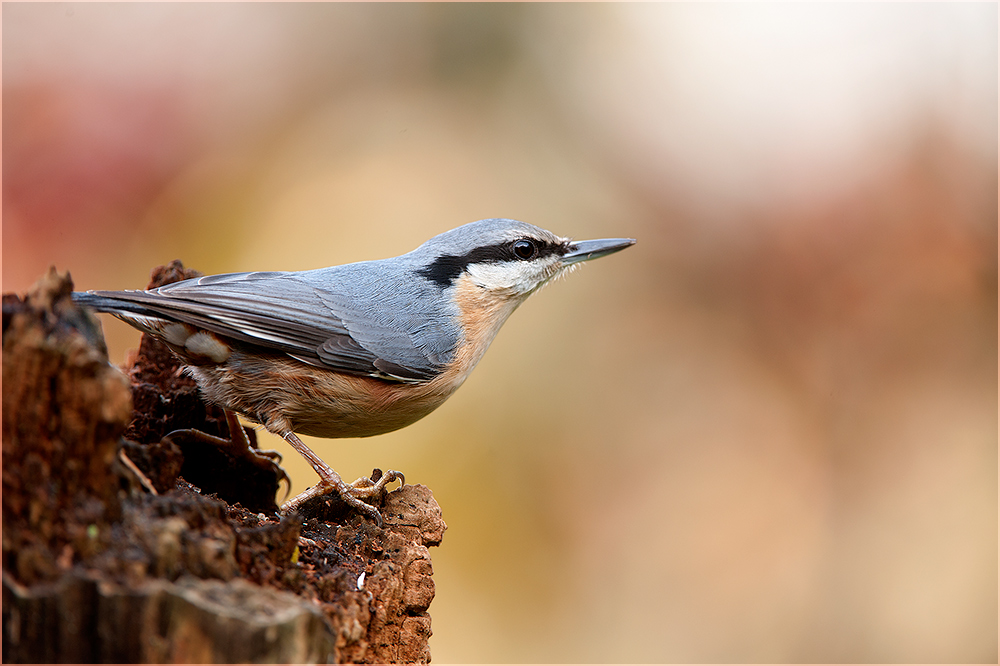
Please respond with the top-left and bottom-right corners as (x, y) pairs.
(3, 3), (996, 662)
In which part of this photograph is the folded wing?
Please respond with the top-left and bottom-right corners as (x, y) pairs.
(75, 270), (448, 382)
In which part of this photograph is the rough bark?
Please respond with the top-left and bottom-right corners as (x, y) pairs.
(2, 264), (445, 663)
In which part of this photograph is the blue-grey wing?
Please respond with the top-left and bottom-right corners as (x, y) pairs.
(78, 268), (456, 382)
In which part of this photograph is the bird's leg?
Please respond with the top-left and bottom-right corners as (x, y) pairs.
(222, 410), (284, 465)
(279, 431), (404, 527)
(162, 410), (291, 496)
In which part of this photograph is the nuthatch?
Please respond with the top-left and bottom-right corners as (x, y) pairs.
(73, 218), (635, 524)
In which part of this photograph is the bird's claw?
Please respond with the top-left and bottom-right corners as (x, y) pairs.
(281, 467), (405, 528)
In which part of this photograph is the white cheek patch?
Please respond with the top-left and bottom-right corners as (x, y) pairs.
(466, 262), (518, 290)
(465, 257), (563, 294)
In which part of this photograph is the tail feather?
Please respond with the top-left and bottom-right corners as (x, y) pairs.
(72, 292), (158, 317)
(72, 292), (181, 340)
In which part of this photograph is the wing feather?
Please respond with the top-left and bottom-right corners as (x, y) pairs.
(80, 268), (451, 381)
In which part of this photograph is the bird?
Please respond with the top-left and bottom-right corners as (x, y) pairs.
(73, 218), (635, 525)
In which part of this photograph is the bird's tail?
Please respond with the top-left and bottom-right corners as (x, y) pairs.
(71, 291), (182, 342)
(72, 292), (156, 317)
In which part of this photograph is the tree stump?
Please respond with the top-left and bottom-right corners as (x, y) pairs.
(2, 265), (445, 663)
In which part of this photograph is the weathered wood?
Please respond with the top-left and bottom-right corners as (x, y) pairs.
(2, 266), (445, 663)
(3, 573), (335, 663)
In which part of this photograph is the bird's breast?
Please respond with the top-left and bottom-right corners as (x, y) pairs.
(444, 273), (522, 375)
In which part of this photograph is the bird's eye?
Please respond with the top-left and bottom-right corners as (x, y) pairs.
(512, 239), (537, 260)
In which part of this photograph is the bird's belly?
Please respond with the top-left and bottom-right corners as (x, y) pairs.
(285, 373), (457, 438)
(188, 352), (466, 439)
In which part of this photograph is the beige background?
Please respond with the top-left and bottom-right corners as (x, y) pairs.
(3, 4), (996, 662)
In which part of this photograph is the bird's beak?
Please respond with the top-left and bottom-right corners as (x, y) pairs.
(561, 237), (636, 265)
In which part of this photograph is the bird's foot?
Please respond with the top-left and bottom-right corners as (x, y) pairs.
(279, 431), (404, 527)
(349, 468), (406, 497)
(280, 468), (405, 527)
(162, 410), (291, 499)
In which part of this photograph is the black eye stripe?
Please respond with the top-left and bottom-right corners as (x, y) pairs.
(416, 239), (567, 287)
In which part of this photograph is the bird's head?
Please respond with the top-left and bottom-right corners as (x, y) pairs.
(412, 218), (635, 302)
